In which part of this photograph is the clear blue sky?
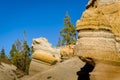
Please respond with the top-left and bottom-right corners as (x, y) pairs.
(0, 0), (88, 55)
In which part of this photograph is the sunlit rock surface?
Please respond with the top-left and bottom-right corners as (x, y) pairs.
(76, 0), (120, 80)
(29, 37), (61, 75)
(60, 45), (75, 59)
(28, 57), (85, 80)
(32, 37), (61, 64)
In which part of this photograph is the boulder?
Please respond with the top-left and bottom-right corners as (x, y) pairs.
(60, 45), (75, 59)
(32, 37), (61, 64)
(32, 52), (58, 64)
(29, 37), (61, 75)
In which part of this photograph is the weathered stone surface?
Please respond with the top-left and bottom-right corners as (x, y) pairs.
(77, 30), (118, 60)
(77, 1), (120, 37)
(76, 0), (120, 58)
(76, 0), (120, 80)
(32, 37), (61, 64)
(0, 62), (17, 80)
(29, 37), (61, 77)
(27, 57), (85, 80)
(90, 60), (120, 80)
(86, 0), (120, 8)
(29, 59), (51, 76)
(60, 45), (75, 59)
(97, 0), (120, 6)
(32, 52), (58, 64)
(32, 37), (53, 51)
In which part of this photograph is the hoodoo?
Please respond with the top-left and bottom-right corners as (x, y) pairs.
(76, 0), (120, 80)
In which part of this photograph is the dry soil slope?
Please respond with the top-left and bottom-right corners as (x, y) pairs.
(0, 62), (17, 80)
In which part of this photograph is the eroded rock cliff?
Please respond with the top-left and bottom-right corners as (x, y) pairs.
(28, 37), (80, 80)
(29, 37), (61, 76)
(76, 0), (120, 80)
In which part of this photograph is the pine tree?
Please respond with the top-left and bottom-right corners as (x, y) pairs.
(9, 31), (32, 74)
(10, 44), (17, 59)
(22, 40), (31, 74)
(0, 48), (7, 59)
(20, 31), (31, 74)
(60, 11), (77, 45)
(57, 37), (62, 47)
(0, 48), (9, 64)
(10, 43), (21, 67)
(15, 39), (22, 52)
(11, 52), (21, 68)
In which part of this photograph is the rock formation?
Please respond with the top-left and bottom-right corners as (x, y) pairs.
(60, 45), (75, 59)
(28, 37), (80, 79)
(29, 37), (61, 75)
(32, 37), (61, 64)
(76, 0), (120, 80)
(26, 57), (85, 80)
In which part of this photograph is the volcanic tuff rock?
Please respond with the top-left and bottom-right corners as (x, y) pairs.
(76, 0), (120, 80)
(77, 0), (120, 36)
(32, 37), (61, 63)
(29, 59), (51, 76)
(60, 45), (75, 59)
(27, 57), (85, 80)
(29, 37), (61, 76)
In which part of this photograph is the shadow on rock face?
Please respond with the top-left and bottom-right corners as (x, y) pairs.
(77, 61), (95, 80)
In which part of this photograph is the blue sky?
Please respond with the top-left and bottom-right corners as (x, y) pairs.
(0, 0), (88, 55)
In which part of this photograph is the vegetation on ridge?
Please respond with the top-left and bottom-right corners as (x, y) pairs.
(9, 31), (32, 75)
(57, 11), (77, 46)
(0, 31), (33, 75)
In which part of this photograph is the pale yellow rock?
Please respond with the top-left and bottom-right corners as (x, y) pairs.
(32, 52), (58, 65)
(31, 37), (61, 64)
(77, 2), (120, 37)
(76, 1), (120, 80)
(77, 30), (118, 59)
(90, 60), (120, 80)
(60, 45), (74, 58)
